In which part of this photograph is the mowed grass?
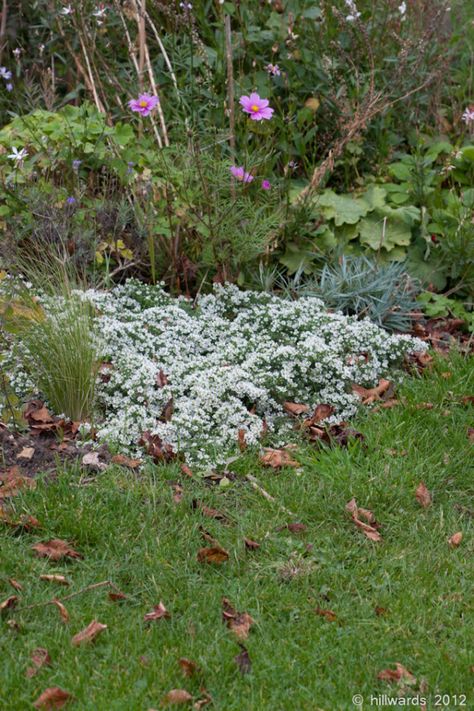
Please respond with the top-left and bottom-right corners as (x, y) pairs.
(0, 354), (473, 711)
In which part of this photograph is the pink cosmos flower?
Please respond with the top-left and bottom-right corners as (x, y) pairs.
(230, 166), (254, 183)
(239, 92), (274, 121)
(261, 180), (271, 190)
(128, 93), (159, 117)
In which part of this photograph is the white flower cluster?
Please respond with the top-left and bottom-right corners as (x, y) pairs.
(75, 280), (424, 466)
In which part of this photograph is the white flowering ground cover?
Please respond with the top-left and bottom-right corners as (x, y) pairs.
(4, 280), (426, 466)
(83, 281), (425, 465)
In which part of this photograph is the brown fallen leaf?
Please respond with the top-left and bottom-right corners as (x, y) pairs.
(111, 453), (141, 469)
(33, 687), (72, 709)
(352, 379), (391, 405)
(468, 428), (474, 444)
(26, 647), (51, 678)
(346, 498), (382, 542)
(414, 402), (434, 410)
(139, 431), (175, 463)
(303, 403), (334, 426)
(32, 539), (82, 561)
(17, 446), (35, 460)
(0, 507), (40, 530)
(9, 578), (22, 591)
(276, 522), (307, 534)
(178, 657), (200, 677)
(180, 464), (193, 478)
(373, 399), (400, 412)
(108, 590), (128, 602)
(222, 598), (255, 640)
(193, 690), (213, 709)
(197, 546), (229, 564)
(40, 574), (70, 586)
(172, 482), (184, 504)
(461, 395), (474, 405)
(314, 607), (337, 622)
(259, 448), (299, 469)
(0, 595), (18, 613)
(244, 537), (260, 550)
(234, 644), (251, 674)
(283, 401), (310, 416)
(237, 428), (247, 452)
(161, 689), (193, 706)
(448, 531), (463, 547)
(52, 599), (70, 624)
(71, 619), (107, 646)
(0, 473), (36, 499)
(192, 500), (228, 522)
(377, 663), (416, 685)
(415, 482), (432, 508)
(375, 606), (388, 617)
(144, 601), (170, 622)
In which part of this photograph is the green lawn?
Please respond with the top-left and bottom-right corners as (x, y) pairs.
(1, 354), (473, 711)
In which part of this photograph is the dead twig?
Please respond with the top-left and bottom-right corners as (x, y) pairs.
(245, 474), (296, 517)
(16, 580), (123, 613)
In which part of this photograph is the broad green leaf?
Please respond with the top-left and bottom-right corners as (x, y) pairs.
(317, 190), (371, 225)
(358, 214), (412, 251)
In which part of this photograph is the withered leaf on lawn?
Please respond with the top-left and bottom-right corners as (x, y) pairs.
(26, 647), (52, 678)
(193, 691), (213, 709)
(237, 428), (247, 452)
(448, 531), (463, 547)
(9, 578), (23, 591)
(197, 546), (229, 564)
(71, 619), (107, 646)
(468, 428), (474, 444)
(32, 539), (82, 561)
(40, 574), (70, 586)
(415, 482), (432, 508)
(108, 590), (128, 602)
(244, 537), (260, 550)
(0, 507), (40, 530)
(178, 657), (200, 677)
(314, 607), (337, 622)
(352, 379), (391, 405)
(283, 401), (310, 416)
(111, 453), (141, 469)
(222, 598), (255, 640)
(33, 687), (72, 709)
(144, 601), (170, 622)
(377, 663), (416, 685)
(259, 448), (299, 469)
(52, 599), (70, 624)
(286, 522), (307, 534)
(180, 464), (193, 478)
(192, 500), (228, 522)
(17, 446), (35, 460)
(234, 644), (252, 674)
(346, 498), (382, 542)
(0, 595), (18, 613)
(161, 689), (193, 705)
(0, 473), (36, 499)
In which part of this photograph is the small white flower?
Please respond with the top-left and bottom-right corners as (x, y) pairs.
(398, 1), (407, 15)
(462, 107), (474, 125)
(60, 5), (73, 15)
(92, 5), (107, 18)
(8, 146), (28, 162)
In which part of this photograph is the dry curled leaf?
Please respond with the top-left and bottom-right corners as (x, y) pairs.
(17, 446), (35, 460)
(352, 378), (391, 405)
(178, 657), (200, 677)
(193, 691), (212, 709)
(108, 590), (128, 602)
(111, 453), (141, 469)
(415, 482), (432, 508)
(180, 464), (193, 478)
(303, 403), (334, 426)
(346, 498), (382, 542)
(0, 507), (40, 530)
(244, 537), (260, 550)
(40, 574), (70, 586)
(283, 401), (310, 416)
(197, 546), (229, 564)
(193, 500), (228, 522)
(314, 607), (337, 622)
(222, 598), (255, 640)
(144, 601), (170, 622)
(377, 663), (416, 685)
(259, 448), (299, 469)
(32, 539), (82, 561)
(0, 473), (36, 499)
(161, 689), (193, 706)
(26, 647), (51, 678)
(237, 428), (247, 452)
(0, 595), (18, 613)
(9, 578), (22, 591)
(71, 619), (107, 646)
(234, 644), (251, 674)
(33, 687), (72, 709)
(448, 531), (463, 547)
(52, 599), (70, 624)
